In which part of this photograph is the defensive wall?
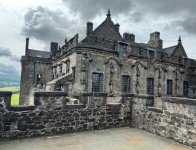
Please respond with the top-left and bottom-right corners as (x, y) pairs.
(0, 91), (196, 148)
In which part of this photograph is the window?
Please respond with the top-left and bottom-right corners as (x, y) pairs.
(139, 49), (143, 56)
(160, 54), (165, 61)
(183, 81), (188, 96)
(121, 75), (130, 93)
(147, 78), (154, 95)
(149, 50), (155, 60)
(92, 73), (103, 92)
(36, 74), (42, 84)
(167, 80), (173, 95)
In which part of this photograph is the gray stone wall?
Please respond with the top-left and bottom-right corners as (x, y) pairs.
(0, 92), (131, 140)
(76, 51), (189, 97)
(20, 56), (52, 105)
(0, 92), (12, 108)
(131, 96), (196, 148)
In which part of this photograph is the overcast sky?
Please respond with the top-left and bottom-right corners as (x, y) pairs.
(0, 0), (196, 77)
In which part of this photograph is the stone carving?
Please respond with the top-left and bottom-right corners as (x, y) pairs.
(173, 67), (185, 96)
(109, 62), (114, 96)
(132, 61), (147, 94)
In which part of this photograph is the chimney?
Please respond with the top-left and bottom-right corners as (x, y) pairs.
(86, 22), (93, 36)
(25, 37), (29, 56)
(123, 33), (135, 43)
(50, 42), (58, 56)
(115, 23), (120, 31)
(147, 32), (163, 49)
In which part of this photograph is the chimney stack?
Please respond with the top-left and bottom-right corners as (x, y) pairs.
(50, 42), (58, 56)
(86, 22), (93, 36)
(25, 37), (29, 56)
(147, 32), (163, 49)
(123, 33), (135, 43)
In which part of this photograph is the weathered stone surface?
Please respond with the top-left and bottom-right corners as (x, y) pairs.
(0, 96), (131, 140)
(131, 96), (196, 148)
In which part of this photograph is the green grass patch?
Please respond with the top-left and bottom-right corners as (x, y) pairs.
(11, 93), (19, 106)
(0, 86), (20, 106)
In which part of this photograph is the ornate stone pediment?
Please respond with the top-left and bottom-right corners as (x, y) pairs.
(104, 56), (122, 66)
(132, 60), (147, 69)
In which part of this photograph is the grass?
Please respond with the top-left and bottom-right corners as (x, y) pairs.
(0, 86), (20, 106)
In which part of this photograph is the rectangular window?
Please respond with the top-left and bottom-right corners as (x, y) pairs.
(147, 78), (154, 95)
(121, 75), (130, 93)
(167, 80), (173, 95)
(183, 81), (188, 96)
(92, 73), (103, 92)
(149, 50), (155, 60)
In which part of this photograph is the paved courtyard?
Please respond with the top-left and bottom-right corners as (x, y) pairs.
(0, 128), (194, 150)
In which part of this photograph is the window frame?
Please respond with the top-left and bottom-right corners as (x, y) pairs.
(167, 79), (173, 95)
(147, 77), (154, 95)
(91, 72), (104, 92)
(121, 75), (131, 93)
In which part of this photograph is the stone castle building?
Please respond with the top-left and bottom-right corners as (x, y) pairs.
(20, 10), (196, 104)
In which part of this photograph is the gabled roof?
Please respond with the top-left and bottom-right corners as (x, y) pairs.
(27, 49), (51, 59)
(164, 45), (177, 56)
(83, 10), (122, 42)
(164, 37), (187, 58)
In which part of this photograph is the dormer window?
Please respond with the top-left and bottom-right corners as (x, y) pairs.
(160, 54), (165, 61)
(149, 50), (155, 60)
(139, 49), (143, 56)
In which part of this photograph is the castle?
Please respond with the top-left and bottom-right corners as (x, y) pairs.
(20, 10), (196, 105)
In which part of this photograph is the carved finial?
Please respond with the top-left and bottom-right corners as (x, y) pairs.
(178, 36), (182, 44)
(65, 38), (67, 44)
(107, 9), (111, 18)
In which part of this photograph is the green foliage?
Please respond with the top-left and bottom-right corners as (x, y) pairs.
(0, 86), (20, 106)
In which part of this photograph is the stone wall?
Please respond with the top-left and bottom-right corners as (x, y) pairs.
(0, 92), (12, 107)
(131, 96), (196, 148)
(0, 92), (131, 140)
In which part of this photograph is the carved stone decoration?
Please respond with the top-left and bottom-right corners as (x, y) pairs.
(105, 56), (122, 66)
(135, 65), (140, 94)
(81, 58), (86, 72)
(109, 62), (114, 96)
(81, 52), (93, 91)
(155, 68), (162, 97)
(173, 67), (184, 96)
(132, 61), (147, 94)
(132, 60), (147, 70)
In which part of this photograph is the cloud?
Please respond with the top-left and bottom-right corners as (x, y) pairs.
(0, 46), (20, 62)
(179, 18), (196, 35)
(0, 63), (19, 77)
(63, 0), (134, 19)
(129, 12), (143, 23)
(22, 6), (75, 43)
(135, 0), (196, 15)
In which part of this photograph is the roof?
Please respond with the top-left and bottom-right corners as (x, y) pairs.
(82, 11), (122, 43)
(27, 49), (51, 59)
(164, 45), (177, 56)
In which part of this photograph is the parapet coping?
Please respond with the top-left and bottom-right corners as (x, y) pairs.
(122, 93), (154, 99)
(34, 91), (67, 97)
(0, 91), (12, 96)
(163, 96), (196, 106)
(80, 92), (108, 97)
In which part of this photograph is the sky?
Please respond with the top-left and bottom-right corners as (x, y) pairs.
(0, 0), (196, 77)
